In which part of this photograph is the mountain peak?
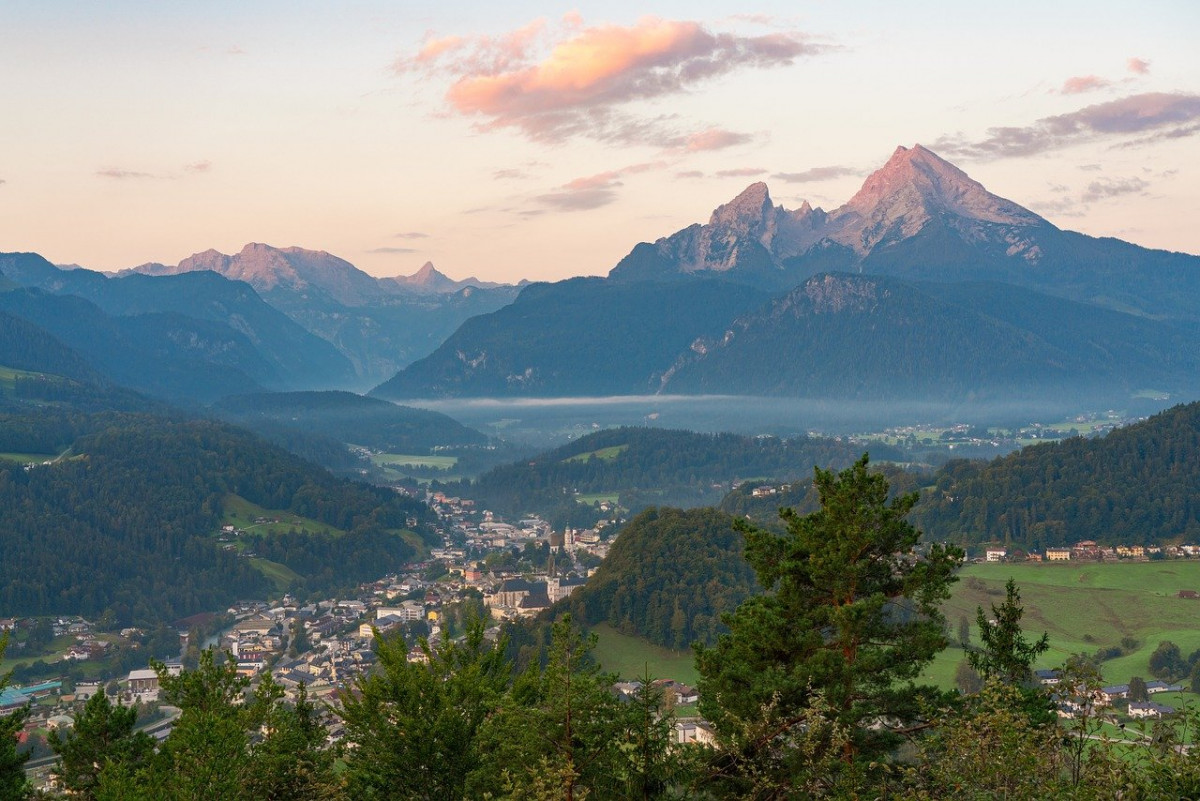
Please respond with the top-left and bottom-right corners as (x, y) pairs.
(831, 143), (1046, 252)
(709, 182), (772, 227)
(410, 262), (444, 284)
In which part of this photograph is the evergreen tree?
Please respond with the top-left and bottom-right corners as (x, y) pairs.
(967, 578), (1049, 685)
(48, 691), (153, 800)
(470, 616), (676, 799)
(341, 620), (509, 800)
(695, 454), (962, 789)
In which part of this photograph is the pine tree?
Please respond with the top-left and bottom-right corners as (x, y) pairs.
(695, 454), (962, 789)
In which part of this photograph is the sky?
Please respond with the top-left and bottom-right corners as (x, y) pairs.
(2, 1), (1198, 283)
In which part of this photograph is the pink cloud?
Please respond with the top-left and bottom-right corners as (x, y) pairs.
(1127, 57), (1151, 75)
(401, 16), (821, 146)
(185, 160), (212, 173)
(934, 92), (1200, 158)
(675, 127), (754, 152)
(1061, 75), (1110, 95)
(537, 160), (666, 210)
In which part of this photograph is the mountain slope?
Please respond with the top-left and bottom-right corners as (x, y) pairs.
(660, 273), (1200, 401)
(0, 414), (436, 624)
(0, 287), (275, 402)
(0, 252), (355, 390)
(371, 278), (770, 398)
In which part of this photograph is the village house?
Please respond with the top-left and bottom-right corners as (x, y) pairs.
(1046, 548), (1072, 562)
(985, 548), (1007, 563)
(1129, 701), (1175, 719)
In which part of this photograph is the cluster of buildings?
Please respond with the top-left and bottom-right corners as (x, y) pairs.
(983, 541), (1164, 563)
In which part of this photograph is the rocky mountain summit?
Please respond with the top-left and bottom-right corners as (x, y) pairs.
(610, 144), (1052, 285)
(127, 244), (510, 306)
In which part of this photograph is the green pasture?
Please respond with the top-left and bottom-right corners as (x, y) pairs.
(248, 558), (302, 592)
(0, 452), (60, 464)
(575, 492), (620, 506)
(369, 453), (459, 470)
(563, 445), (628, 463)
(219, 494), (345, 537)
(924, 561), (1200, 691)
(589, 623), (699, 685)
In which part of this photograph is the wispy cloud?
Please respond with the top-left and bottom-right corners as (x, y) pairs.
(227, 45), (247, 56)
(536, 161), (665, 211)
(1127, 57), (1151, 75)
(1060, 75), (1110, 95)
(1081, 176), (1149, 202)
(393, 231), (429, 239)
(670, 127), (754, 152)
(715, 167), (767, 178)
(770, 165), (857, 183)
(398, 15), (824, 147)
(933, 92), (1200, 159)
(96, 168), (154, 180)
(494, 168), (530, 180)
(97, 161), (213, 180)
(367, 246), (419, 254)
(675, 170), (705, 179)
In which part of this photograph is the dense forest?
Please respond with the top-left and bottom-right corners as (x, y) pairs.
(457, 426), (900, 523)
(915, 401), (1200, 549)
(212, 390), (486, 454)
(561, 507), (757, 649)
(0, 413), (437, 624)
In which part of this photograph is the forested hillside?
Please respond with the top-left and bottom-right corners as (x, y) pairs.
(461, 426), (899, 522)
(0, 415), (436, 624)
(561, 507), (757, 649)
(720, 461), (925, 526)
(213, 391), (486, 453)
(916, 401), (1200, 548)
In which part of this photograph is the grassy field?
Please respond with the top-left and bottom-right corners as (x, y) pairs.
(590, 623), (699, 685)
(0, 452), (60, 464)
(220, 494), (345, 537)
(575, 492), (620, 506)
(248, 557), (303, 592)
(584, 560), (1200, 697)
(564, 445), (628, 463)
(922, 561), (1200, 690)
(368, 452), (460, 482)
(370, 453), (459, 469)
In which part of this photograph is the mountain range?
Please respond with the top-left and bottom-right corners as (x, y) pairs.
(376, 144), (1200, 404)
(609, 144), (1200, 328)
(123, 244), (523, 383)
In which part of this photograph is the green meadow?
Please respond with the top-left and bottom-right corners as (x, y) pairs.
(923, 560), (1200, 690)
(219, 494), (345, 537)
(563, 445), (628, 463)
(590, 623), (699, 685)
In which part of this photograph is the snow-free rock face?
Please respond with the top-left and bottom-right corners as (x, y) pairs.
(609, 143), (1053, 285)
(823, 144), (1046, 257)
